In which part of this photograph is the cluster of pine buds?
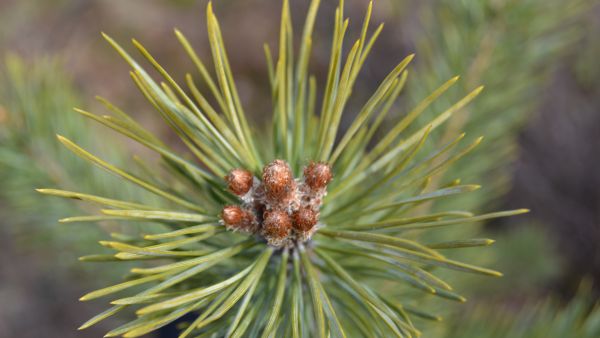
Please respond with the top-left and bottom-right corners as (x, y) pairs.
(221, 159), (332, 247)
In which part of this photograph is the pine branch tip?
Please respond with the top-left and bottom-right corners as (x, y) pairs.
(42, 1), (530, 335)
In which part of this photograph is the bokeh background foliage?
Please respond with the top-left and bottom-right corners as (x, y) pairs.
(0, 0), (599, 337)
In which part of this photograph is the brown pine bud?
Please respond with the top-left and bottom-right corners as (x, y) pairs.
(304, 162), (332, 190)
(226, 168), (253, 196)
(292, 207), (318, 232)
(262, 209), (291, 240)
(222, 205), (243, 225)
(221, 205), (256, 232)
(262, 160), (294, 200)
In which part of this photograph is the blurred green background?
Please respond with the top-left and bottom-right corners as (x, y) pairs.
(1, 0), (599, 337)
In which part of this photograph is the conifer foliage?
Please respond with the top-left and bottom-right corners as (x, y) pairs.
(41, 0), (526, 336)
